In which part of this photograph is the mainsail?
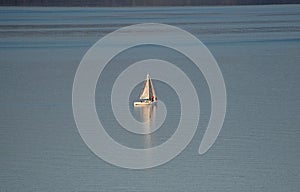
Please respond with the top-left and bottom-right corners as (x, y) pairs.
(139, 74), (156, 100)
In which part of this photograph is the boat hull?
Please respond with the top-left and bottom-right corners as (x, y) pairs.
(134, 101), (157, 106)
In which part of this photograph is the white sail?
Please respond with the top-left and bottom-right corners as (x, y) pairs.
(140, 74), (156, 100)
(149, 77), (156, 99)
(139, 74), (150, 100)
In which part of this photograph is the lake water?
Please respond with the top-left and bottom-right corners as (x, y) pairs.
(1, 5), (300, 191)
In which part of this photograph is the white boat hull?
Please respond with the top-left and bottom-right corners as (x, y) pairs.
(134, 100), (157, 106)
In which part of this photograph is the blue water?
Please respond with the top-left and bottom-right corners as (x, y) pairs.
(1, 5), (300, 191)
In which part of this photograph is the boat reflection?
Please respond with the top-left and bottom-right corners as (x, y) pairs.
(134, 104), (157, 149)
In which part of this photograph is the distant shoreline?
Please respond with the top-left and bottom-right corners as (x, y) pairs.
(1, 0), (300, 7)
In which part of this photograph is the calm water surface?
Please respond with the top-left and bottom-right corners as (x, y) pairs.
(0, 5), (300, 191)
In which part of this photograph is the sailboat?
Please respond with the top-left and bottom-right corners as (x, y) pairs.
(134, 74), (158, 106)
